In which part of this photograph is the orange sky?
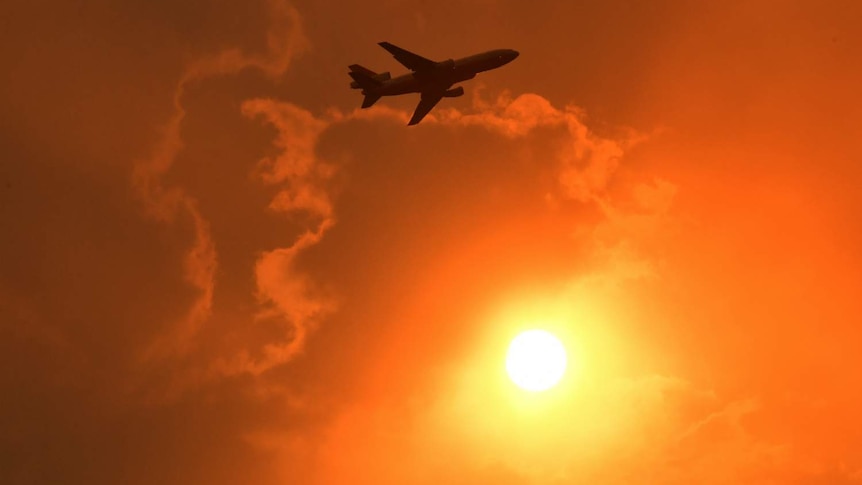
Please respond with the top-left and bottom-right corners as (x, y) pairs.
(2, 1), (862, 483)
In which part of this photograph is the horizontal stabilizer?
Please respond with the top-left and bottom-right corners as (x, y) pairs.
(349, 64), (377, 78)
(443, 86), (464, 97)
(348, 68), (382, 90)
(361, 93), (381, 109)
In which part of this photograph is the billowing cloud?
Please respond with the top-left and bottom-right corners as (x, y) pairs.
(204, 99), (336, 375)
(133, 0), (308, 364)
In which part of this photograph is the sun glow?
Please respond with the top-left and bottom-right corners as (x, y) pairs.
(506, 329), (567, 392)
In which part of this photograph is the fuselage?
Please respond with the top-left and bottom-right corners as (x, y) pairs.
(369, 49), (519, 96)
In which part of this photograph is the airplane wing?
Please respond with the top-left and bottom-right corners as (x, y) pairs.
(378, 41), (437, 72)
(408, 92), (444, 125)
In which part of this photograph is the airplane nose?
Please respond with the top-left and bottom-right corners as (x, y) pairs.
(509, 50), (520, 61)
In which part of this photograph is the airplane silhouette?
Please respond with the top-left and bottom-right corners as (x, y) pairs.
(349, 42), (519, 125)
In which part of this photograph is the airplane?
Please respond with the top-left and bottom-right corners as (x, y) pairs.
(348, 42), (519, 125)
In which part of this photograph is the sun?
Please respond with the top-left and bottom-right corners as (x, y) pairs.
(506, 329), (567, 392)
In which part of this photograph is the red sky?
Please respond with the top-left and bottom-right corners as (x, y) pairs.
(2, 1), (862, 483)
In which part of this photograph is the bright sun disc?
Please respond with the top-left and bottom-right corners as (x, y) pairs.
(506, 330), (567, 392)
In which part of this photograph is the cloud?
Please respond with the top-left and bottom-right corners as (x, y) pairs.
(435, 92), (640, 203)
(366, 91), (673, 282)
(336, 90), (650, 205)
(206, 99), (337, 375)
(133, 0), (308, 363)
(243, 99), (334, 218)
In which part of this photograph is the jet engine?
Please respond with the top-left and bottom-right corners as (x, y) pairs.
(443, 86), (465, 98)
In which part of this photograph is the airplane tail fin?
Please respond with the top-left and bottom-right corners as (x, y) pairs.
(348, 64), (383, 90)
(349, 64), (389, 108)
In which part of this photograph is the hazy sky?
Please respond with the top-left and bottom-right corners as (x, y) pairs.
(2, 1), (862, 483)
